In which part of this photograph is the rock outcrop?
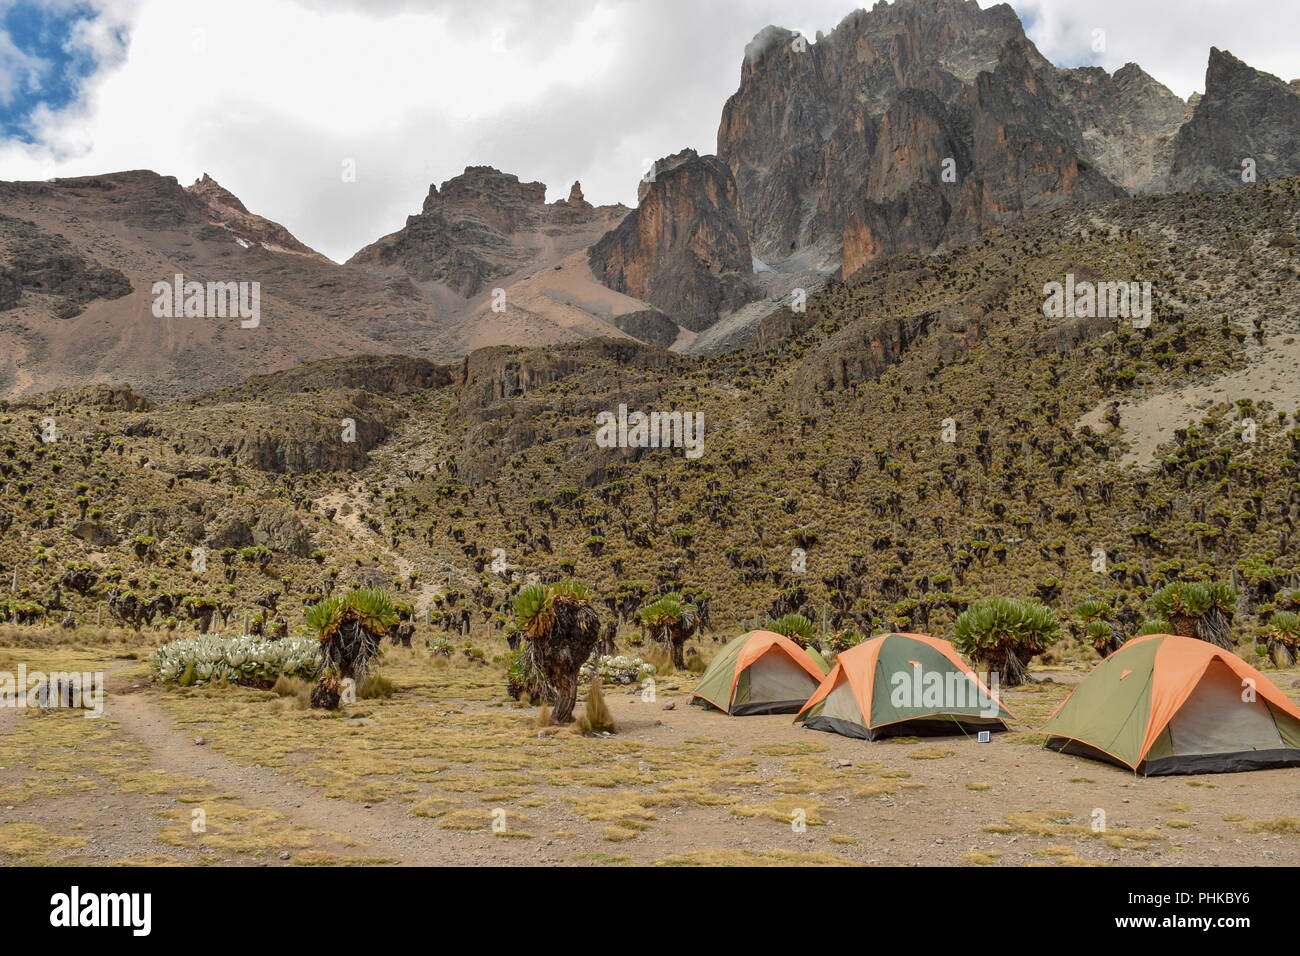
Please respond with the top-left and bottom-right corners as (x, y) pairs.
(187, 174), (329, 260)
(609, 309), (680, 348)
(1051, 62), (1187, 192)
(588, 149), (757, 331)
(0, 213), (132, 318)
(1169, 49), (1300, 192)
(714, 0), (1300, 282)
(452, 338), (689, 484)
(719, 0), (1132, 279)
(348, 167), (627, 298)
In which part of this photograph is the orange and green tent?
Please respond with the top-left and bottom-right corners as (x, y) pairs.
(795, 632), (1013, 740)
(692, 630), (829, 716)
(1043, 633), (1300, 775)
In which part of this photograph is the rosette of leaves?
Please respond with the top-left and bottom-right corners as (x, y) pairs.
(1074, 599), (1121, 657)
(638, 591), (699, 668)
(1260, 611), (1300, 667)
(150, 634), (320, 687)
(304, 588), (397, 707)
(952, 597), (1060, 686)
(512, 581), (600, 723)
(1147, 581), (1237, 648)
(505, 643), (555, 704)
(768, 612), (816, 648)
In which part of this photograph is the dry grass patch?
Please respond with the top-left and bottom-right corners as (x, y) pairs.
(291, 850), (398, 866)
(156, 799), (354, 858)
(752, 741), (828, 756)
(730, 795), (826, 826)
(0, 822), (87, 862)
(1002, 732), (1048, 745)
(654, 848), (857, 866)
(602, 825), (639, 842)
(1240, 817), (1300, 835)
(411, 796), (460, 819)
(908, 747), (955, 760)
(982, 809), (1163, 852)
(436, 808), (531, 832)
(565, 790), (670, 833)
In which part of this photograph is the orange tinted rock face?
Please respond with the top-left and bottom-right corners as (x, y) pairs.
(588, 149), (756, 333)
(715, 0), (1242, 279)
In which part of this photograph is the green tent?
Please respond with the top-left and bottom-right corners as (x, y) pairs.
(1043, 633), (1300, 775)
(796, 632), (1013, 740)
(692, 630), (829, 716)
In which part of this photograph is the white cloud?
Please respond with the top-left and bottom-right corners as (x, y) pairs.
(1012, 0), (1300, 98)
(1, 0), (1296, 262)
(0, 25), (46, 107)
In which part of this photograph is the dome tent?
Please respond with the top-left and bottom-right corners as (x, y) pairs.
(692, 630), (829, 716)
(1043, 633), (1300, 775)
(796, 632), (1013, 740)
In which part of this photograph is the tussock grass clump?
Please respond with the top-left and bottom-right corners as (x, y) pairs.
(358, 672), (396, 699)
(1241, 817), (1300, 835)
(574, 677), (617, 735)
(643, 645), (676, 677)
(271, 675), (311, 709)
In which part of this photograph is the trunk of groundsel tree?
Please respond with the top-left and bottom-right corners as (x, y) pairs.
(325, 614), (380, 682)
(312, 675), (341, 710)
(1198, 607), (1233, 649)
(648, 622), (684, 668)
(532, 597), (600, 723)
(598, 621), (617, 657)
(978, 643), (1030, 688)
(1270, 640), (1297, 668)
(671, 630), (687, 669)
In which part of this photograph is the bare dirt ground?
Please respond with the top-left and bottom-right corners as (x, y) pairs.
(3, 634), (1300, 868)
(1078, 328), (1300, 468)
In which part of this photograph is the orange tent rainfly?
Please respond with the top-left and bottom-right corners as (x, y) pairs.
(796, 632), (1014, 740)
(691, 630), (830, 716)
(1043, 633), (1300, 775)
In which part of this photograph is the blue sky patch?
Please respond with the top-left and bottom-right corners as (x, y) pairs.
(0, 1), (125, 142)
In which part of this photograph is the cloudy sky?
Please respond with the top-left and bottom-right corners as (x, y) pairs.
(1, 0), (1297, 262)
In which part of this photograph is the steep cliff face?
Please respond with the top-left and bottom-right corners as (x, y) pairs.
(1169, 49), (1300, 192)
(348, 166), (627, 298)
(1052, 62), (1186, 193)
(718, 0), (1034, 268)
(716, 0), (1297, 282)
(840, 32), (1123, 278)
(587, 149), (757, 332)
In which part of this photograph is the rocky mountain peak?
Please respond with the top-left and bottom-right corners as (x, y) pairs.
(348, 166), (626, 300)
(185, 173), (326, 260)
(1169, 47), (1300, 192)
(717, 0), (1298, 282)
(589, 148), (756, 332)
